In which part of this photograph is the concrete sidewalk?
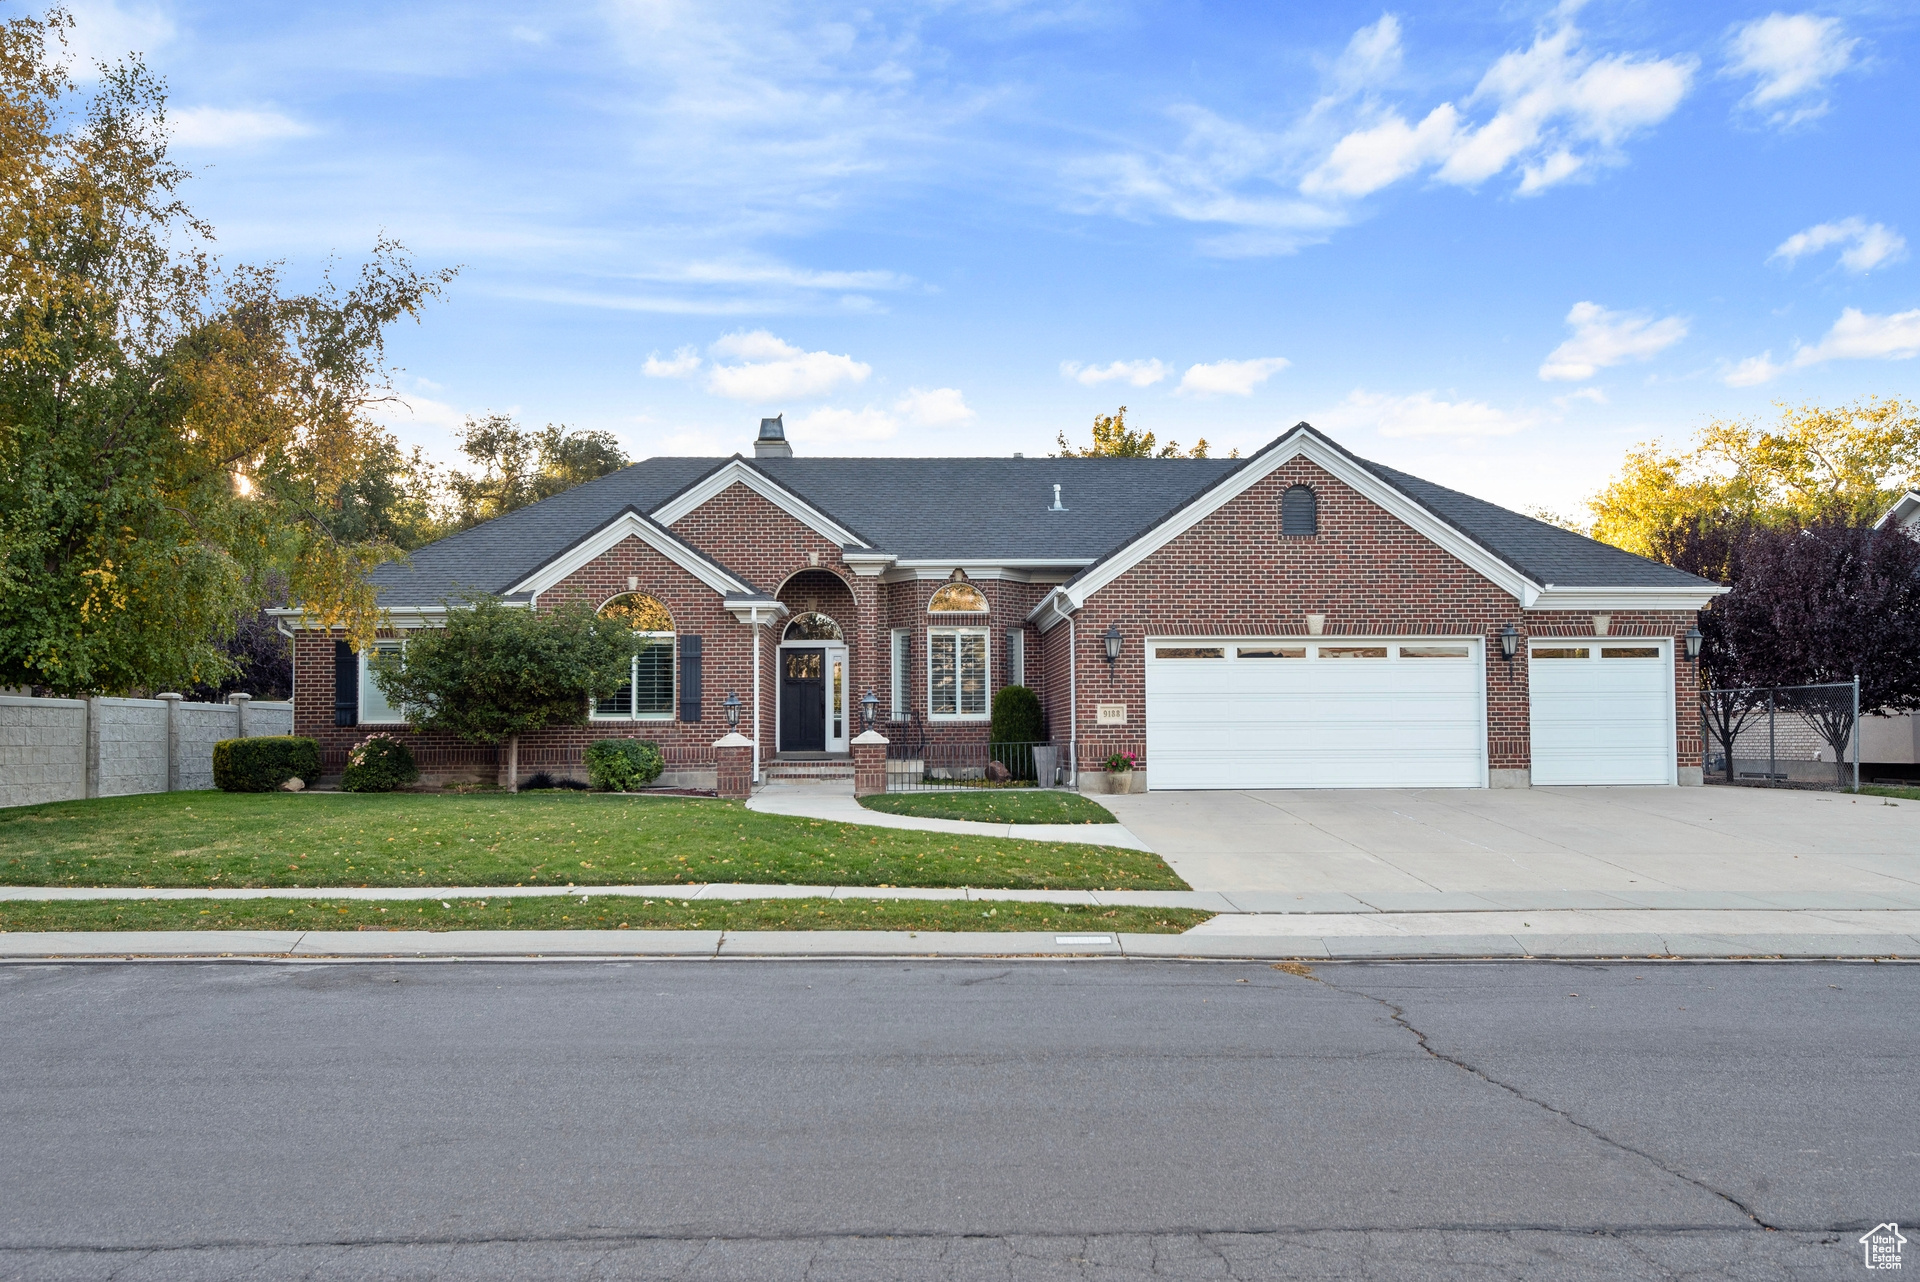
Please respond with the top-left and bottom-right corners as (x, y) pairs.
(1, 912), (1915, 960)
(745, 780), (1152, 849)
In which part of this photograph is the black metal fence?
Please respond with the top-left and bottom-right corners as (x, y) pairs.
(883, 738), (1067, 792)
(1702, 679), (1860, 790)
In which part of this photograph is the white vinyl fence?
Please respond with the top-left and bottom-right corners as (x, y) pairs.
(0, 693), (293, 810)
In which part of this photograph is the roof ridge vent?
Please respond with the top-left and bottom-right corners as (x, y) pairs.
(755, 415), (792, 459)
(1050, 483), (1067, 512)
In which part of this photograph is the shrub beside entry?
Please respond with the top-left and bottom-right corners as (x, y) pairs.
(585, 739), (665, 791)
(212, 737), (321, 793)
(340, 733), (420, 793)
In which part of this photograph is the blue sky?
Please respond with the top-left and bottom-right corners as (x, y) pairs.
(51, 0), (1920, 515)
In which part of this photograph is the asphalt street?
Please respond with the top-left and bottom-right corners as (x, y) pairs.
(0, 959), (1910, 1280)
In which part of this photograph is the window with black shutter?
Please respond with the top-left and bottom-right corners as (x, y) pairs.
(678, 635), (703, 721)
(333, 641), (358, 727)
(1281, 484), (1318, 537)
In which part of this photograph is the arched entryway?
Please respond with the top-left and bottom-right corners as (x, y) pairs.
(775, 571), (856, 754)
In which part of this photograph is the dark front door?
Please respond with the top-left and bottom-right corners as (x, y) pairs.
(779, 648), (826, 752)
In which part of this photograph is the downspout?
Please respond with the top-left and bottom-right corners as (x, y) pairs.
(752, 607), (763, 784)
(1067, 611), (1077, 788)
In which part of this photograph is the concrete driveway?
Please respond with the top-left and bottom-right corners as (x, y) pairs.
(1099, 785), (1920, 896)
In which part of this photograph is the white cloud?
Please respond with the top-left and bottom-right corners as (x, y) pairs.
(1554, 386), (1609, 407)
(1770, 218), (1907, 274)
(1722, 352), (1785, 387)
(1328, 14), (1404, 96)
(58, 0), (173, 78)
(1723, 308), (1920, 385)
(787, 405), (899, 444)
(1323, 388), (1540, 439)
(1060, 359), (1169, 388)
(894, 387), (974, 427)
(1176, 356), (1290, 397)
(167, 106), (316, 149)
(702, 330), (871, 401)
(1306, 13), (1694, 201)
(1725, 13), (1858, 126)
(642, 346), (702, 378)
(1538, 301), (1688, 381)
(1793, 308), (1920, 365)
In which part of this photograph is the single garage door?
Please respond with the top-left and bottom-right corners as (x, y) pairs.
(1145, 638), (1486, 790)
(1528, 641), (1675, 785)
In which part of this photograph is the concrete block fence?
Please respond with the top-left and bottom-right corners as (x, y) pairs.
(0, 694), (292, 810)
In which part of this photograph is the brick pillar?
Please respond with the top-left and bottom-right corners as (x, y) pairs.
(713, 732), (754, 800)
(852, 729), (889, 797)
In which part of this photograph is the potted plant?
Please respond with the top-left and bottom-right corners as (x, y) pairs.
(1102, 750), (1143, 794)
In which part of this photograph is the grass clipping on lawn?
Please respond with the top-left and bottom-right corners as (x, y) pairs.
(0, 897), (1213, 934)
(0, 792), (1186, 892)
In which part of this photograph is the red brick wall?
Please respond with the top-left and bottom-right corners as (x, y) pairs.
(1063, 456), (1703, 777)
(873, 574), (1050, 749)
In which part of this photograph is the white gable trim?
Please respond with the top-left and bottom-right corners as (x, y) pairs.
(1875, 490), (1920, 533)
(649, 459), (870, 549)
(508, 510), (753, 602)
(1049, 426), (1541, 616)
(1531, 585), (1729, 612)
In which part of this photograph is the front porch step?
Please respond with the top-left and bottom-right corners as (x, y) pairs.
(764, 756), (855, 780)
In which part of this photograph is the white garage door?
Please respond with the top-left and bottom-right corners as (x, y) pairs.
(1145, 639), (1486, 790)
(1528, 641), (1675, 785)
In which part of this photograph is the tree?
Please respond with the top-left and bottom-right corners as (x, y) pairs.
(446, 414), (628, 531)
(1588, 398), (1920, 572)
(370, 595), (631, 791)
(0, 9), (455, 695)
(1709, 522), (1920, 785)
(1054, 406), (1232, 459)
(322, 433), (445, 552)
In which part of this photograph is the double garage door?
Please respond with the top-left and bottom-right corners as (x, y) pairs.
(1145, 636), (1675, 790)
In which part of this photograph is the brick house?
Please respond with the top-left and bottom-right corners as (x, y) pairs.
(281, 418), (1724, 790)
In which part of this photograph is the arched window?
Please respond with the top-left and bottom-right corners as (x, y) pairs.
(928, 581), (988, 612)
(1281, 484), (1318, 537)
(595, 593), (674, 718)
(783, 612), (843, 641)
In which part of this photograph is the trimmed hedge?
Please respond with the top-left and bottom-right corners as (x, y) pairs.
(585, 738), (665, 791)
(341, 733), (419, 793)
(212, 736), (321, 793)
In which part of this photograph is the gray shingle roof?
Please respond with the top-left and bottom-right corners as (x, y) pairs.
(1355, 459), (1712, 589)
(366, 429), (1712, 606)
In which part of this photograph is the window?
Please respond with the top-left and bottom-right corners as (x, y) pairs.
(359, 640), (406, 724)
(1154, 646), (1225, 659)
(1281, 485), (1318, 536)
(1319, 645), (1387, 659)
(1602, 646), (1661, 659)
(929, 581), (988, 612)
(1400, 645), (1470, 659)
(595, 593), (675, 719)
(1531, 646), (1590, 660)
(929, 629), (988, 718)
(1238, 645), (1306, 659)
(890, 628), (910, 720)
(1007, 628), (1026, 688)
(784, 612), (842, 641)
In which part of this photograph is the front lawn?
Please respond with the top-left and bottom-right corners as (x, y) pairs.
(0, 792), (1185, 891)
(1860, 785), (1919, 802)
(0, 896), (1210, 934)
(859, 790), (1117, 825)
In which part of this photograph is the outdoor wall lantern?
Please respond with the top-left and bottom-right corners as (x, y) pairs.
(724, 691), (741, 729)
(1103, 623), (1124, 668)
(1499, 623), (1519, 666)
(1684, 626), (1703, 662)
(861, 688), (879, 730)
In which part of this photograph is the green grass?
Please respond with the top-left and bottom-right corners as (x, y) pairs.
(1860, 785), (1920, 802)
(859, 790), (1117, 825)
(0, 896), (1210, 934)
(0, 791), (1186, 891)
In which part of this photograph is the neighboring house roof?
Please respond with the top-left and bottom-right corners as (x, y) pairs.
(362, 423), (1716, 611)
(1874, 490), (1920, 534)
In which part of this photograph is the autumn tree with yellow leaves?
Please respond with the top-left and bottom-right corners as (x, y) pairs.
(1586, 397), (1920, 582)
(0, 8), (454, 695)
(1054, 406), (1233, 459)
